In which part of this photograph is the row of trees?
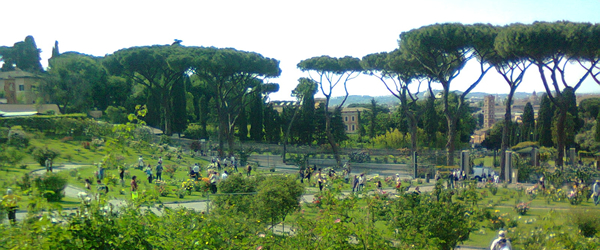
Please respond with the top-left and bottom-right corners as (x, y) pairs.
(358, 21), (600, 172)
(1, 21), (599, 169)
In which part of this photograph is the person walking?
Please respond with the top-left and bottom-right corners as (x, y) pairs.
(119, 167), (125, 186)
(138, 156), (145, 170)
(246, 164), (252, 177)
(2, 189), (21, 224)
(155, 162), (163, 181)
(490, 230), (512, 250)
(593, 180), (600, 206)
(97, 163), (105, 181)
(358, 174), (366, 192)
(317, 168), (325, 192)
(193, 163), (200, 180)
(299, 169), (305, 183)
(45, 158), (53, 173)
(209, 171), (218, 194)
(352, 175), (359, 193)
(131, 176), (139, 199)
(306, 167), (313, 184)
(144, 164), (153, 183)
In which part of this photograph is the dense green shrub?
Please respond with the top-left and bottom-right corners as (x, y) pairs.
(104, 106), (128, 124)
(183, 123), (206, 139)
(0, 146), (26, 168)
(7, 131), (29, 148)
(32, 173), (68, 202)
(159, 134), (171, 145)
(31, 147), (60, 166)
(571, 209), (600, 237)
(349, 151), (371, 163)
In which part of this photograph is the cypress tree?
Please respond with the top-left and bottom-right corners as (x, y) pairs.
(563, 87), (582, 147)
(368, 98), (378, 139)
(537, 94), (554, 147)
(171, 75), (188, 134)
(263, 104), (281, 143)
(422, 94), (438, 147)
(249, 91), (264, 141)
(298, 82), (317, 145)
(51, 41), (60, 58)
(237, 107), (249, 141)
(521, 102), (535, 141)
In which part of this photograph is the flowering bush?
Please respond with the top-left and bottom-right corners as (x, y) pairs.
(568, 189), (583, 205)
(182, 179), (195, 194)
(164, 165), (178, 179)
(515, 202), (530, 215)
(194, 178), (211, 193)
(487, 210), (516, 230)
(154, 180), (171, 197)
(312, 195), (322, 208)
(486, 183), (498, 195)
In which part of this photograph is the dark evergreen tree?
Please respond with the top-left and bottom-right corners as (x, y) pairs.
(298, 88), (316, 145)
(237, 107), (249, 141)
(171, 75), (188, 134)
(422, 94), (438, 147)
(331, 107), (349, 143)
(51, 41), (60, 58)
(521, 102), (535, 142)
(249, 91), (264, 141)
(368, 98), (378, 139)
(1, 36), (43, 72)
(197, 95), (210, 139)
(537, 94), (555, 147)
(14, 36), (43, 72)
(563, 87), (582, 148)
(263, 104), (281, 143)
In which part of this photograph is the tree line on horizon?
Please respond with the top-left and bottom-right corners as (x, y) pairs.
(1, 21), (599, 172)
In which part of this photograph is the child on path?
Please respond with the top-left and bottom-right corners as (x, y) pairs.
(131, 176), (139, 199)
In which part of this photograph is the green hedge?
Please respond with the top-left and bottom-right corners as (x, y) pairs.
(0, 114), (92, 135)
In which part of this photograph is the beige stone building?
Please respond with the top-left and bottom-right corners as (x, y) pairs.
(0, 68), (41, 104)
(341, 108), (366, 134)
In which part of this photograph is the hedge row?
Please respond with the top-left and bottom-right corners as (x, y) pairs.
(0, 114), (111, 137)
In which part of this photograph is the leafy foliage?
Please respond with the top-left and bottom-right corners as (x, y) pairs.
(32, 173), (68, 202)
(31, 147), (60, 166)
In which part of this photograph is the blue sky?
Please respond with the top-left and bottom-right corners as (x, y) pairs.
(2, 0), (599, 100)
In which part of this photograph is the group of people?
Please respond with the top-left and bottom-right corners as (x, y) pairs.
(351, 174), (367, 193)
(211, 156), (238, 172)
(138, 156), (164, 184)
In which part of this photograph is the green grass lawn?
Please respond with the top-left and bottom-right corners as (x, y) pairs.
(3, 135), (215, 208)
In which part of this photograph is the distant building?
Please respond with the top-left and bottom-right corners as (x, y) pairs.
(314, 98), (326, 108)
(341, 107), (366, 134)
(483, 95), (495, 129)
(0, 104), (61, 116)
(269, 100), (299, 114)
(0, 68), (41, 104)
